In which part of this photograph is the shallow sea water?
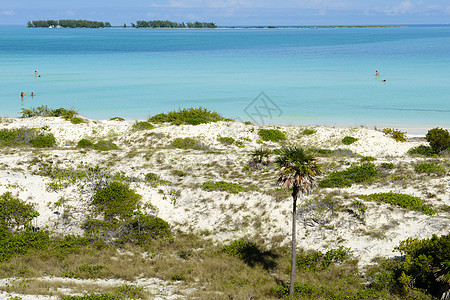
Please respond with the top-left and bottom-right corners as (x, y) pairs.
(1, 25), (449, 132)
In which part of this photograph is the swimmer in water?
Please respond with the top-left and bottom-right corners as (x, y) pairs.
(31, 92), (34, 97)
(21, 92), (26, 99)
(381, 80), (386, 82)
(376, 70), (379, 77)
(35, 71), (40, 77)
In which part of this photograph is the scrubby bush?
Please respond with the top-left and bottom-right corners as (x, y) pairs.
(109, 117), (125, 121)
(70, 117), (86, 124)
(21, 106), (77, 120)
(425, 127), (450, 154)
(380, 162), (395, 169)
(149, 107), (227, 125)
(201, 180), (244, 194)
(93, 140), (119, 151)
(77, 138), (94, 148)
(132, 121), (154, 130)
(408, 145), (436, 157)
(302, 128), (316, 135)
(170, 137), (208, 150)
(122, 214), (171, 243)
(0, 128), (56, 148)
(362, 191), (434, 215)
(414, 162), (447, 175)
(91, 182), (142, 221)
(319, 163), (378, 188)
(258, 128), (286, 142)
(0, 192), (38, 231)
(217, 136), (235, 145)
(296, 246), (352, 271)
(383, 128), (407, 142)
(145, 172), (171, 186)
(342, 136), (358, 145)
(396, 233), (450, 298)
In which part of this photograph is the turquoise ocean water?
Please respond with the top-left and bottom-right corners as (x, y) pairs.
(0, 25), (449, 131)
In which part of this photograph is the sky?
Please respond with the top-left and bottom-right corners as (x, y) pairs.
(1, 0), (450, 26)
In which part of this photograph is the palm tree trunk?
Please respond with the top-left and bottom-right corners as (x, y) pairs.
(290, 195), (297, 296)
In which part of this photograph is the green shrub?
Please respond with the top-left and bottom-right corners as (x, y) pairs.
(0, 229), (50, 262)
(132, 121), (154, 130)
(124, 214), (171, 242)
(30, 133), (56, 147)
(258, 128), (286, 142)
(425, 127), (450, 154)
(296, 246), (352, 271)
(91, 182), (142, 221)
(382, 128), (407, 142)
(77, 138), (94, 148)
(380, 162), (395, 169)
(361, 156), (376, 162)
(109, 117), (125, 121)
(362, 191), (434, 215)
(302, 128), (316, 135)
(201, 180), (243, 194)
(93, 140), (119, 151)
(0, 192), (38, 231)
(149, 107), (227, 125)
(319, 163), (378, 188)
(71, 117), (86, 124)
(414, 162), (447, 175)
(217, 136), (235, 145)
(170, 137), (208, 150)
(342, 136), (358, 145)
(20, 106), (77, 120)
(408, 145), (436, 157)
(396, 234), (450, 296)
(145, 172), (170, 187)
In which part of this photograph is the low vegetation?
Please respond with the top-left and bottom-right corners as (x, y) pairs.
(201, 180), (258, 194)
(149, 107), (228, 125)
(425, 127), (450, 154)
(319, 163), (378, 188)
(382, 128), (407, 142)
(342, 136), (358, 145)
(0, 128), (56, 148)
(258, 128), (286, 142)
(362, 191), (435, 215)
(77, 139), (119, 151)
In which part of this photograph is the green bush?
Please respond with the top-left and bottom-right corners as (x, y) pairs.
(0, 192), (38, 231)
(383, 128), (407, 142)
(91, 182), (142, 221)
(124, 214), (171, 243)
(200, 180), (260, 194)
(30, 133), (56, 147)
(296, 246), (352, 271)
(380, 162), (395, 169)
(77, 138), (94, 148)
(109, 117), (125, 121)
(360, 156), (376, 162)
(414, 162), (447, 175)
(132, 121), (154, 130)
(362, 191), (434, 215)
(425, 127), (450, 154)
(70, 117), (86, 124)
(170, 137), (208, 150)
(0, 229), (50, 262)
(217, 136), (235, 145)
(149, 107), (227, 125)
(302, 128), (316, 135)
(258, 128), (286, 142)
(93, 140), (119, 151)
(396, 234), (450, 296)
(408, 145), (436, 157)
(61, 295), (123, 300)
(319, 163), (378, 188)
(342, 136), (358, 145)
(0, 128), (56, 148)
(20, 106), (77, 120)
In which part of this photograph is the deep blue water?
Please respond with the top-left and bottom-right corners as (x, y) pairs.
(1, 25), (449, 130)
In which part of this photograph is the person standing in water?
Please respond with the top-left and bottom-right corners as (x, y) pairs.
(21, 92), (26, 99)
(375, 70), (379, 77)
(31, 92), (34, 97)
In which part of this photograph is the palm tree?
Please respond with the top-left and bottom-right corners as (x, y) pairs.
(276, 147), (321, 296)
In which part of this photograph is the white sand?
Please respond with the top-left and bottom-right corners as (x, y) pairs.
(0, 116), (448, 297)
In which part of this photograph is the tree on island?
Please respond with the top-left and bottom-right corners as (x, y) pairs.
(133, 20), (216, 28)
(27, 20), (112, 28)
(276, 147), (321, 296)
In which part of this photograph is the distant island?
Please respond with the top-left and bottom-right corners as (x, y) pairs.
(27, 20), (111, 28)
(131, 20), (217, 28)
(27, 20), (392, 29)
